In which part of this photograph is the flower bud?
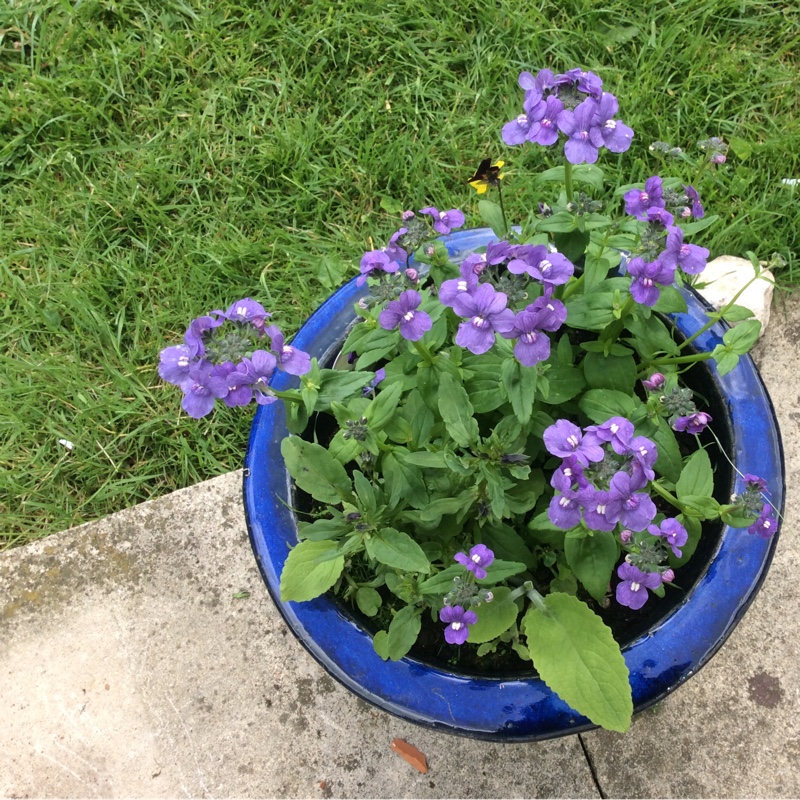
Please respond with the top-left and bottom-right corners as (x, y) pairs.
(620, 529), (634, 544)
(404, 268), (419, 283)
(662, 569), (675, 583)
(642, 373), (666, 392)
(402, 210), (416, 221)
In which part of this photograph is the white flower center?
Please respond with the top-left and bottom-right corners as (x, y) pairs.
(235, 305), (248, 317)
(523, 332), (537, 344)
(178, 355), (190, 367)
(559, 496), (572, 508)
(457, 280), (468, 291)
(540, 259), (552, 273)
(451, 621), (463, 631)
(605, 120), (617, 130)
(596, 503), (607, 515)
(517, 113), (528, 125)
(642, 277), (654, 288)
(610, 423), (619, 434)
(630, 581), (641, 592)
(403, 311), (415, 322)
(471, 554), (482, 564)
(282, 346), (293, 356)
(567, 434), (579, 448)
(641, 191), (649, 202)
(472, 315), (486, 328)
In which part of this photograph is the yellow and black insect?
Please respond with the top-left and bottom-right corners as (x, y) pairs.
(468, 158), (505, 194)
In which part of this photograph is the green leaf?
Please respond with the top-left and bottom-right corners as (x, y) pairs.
(714, 350), (740, 376)
(572, 164), (606, 192)
(467, 587), (520, 644)
(554, 229), (590, 263)
(680, 494), (721, 520)
(373, 630), (390, 660)
(418, 564), (462, 595)
(478, 199), (507, 238)
(564, 292), (617, 331)
(365, 381), (403, 431)
(356, 587), (382, 617)
(536, 210), (577, 233)
(652, 286), (687, 314)
(386, 605), (422, 661)
(353, 471), (378, 515)
(523, 593), (632, 732)
(538, 364), (585, 404)
(579, 389), (638, 423)
(365, 527), (431, 573)
(669, 515), (703, 567)
(723, 320), (761, 354)
(382, 451), (429, 508)
(315, 257), (348, 290)
(404, 389), (435, 446)
(380, 194), (404, 214)
(676, 448), (714, 500)
(564, 533), (618, 603)
(583, 351), (637, 393)
(677, 214), (719, 236)
(316, 370), (375, 407)
(501, 357), (538, 424)
(299, 517), (349, 541)
(280, 540), (345, 602)
(624, 315), (680, 358)
(438, 372), (479, 447)
(481, 521), (537, 568)
(650, 424), (682, 484)
(729, 137), (753, 161)
(722, 304), (755, 322)
(476, 560), (527, 584)
(281, 437), (353, 504)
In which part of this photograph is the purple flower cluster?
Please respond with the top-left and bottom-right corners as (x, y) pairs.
(439, 545), (496, 645)
(454, 544), (495, 579)
(438, 241), (572, 363)
(545, 417), (659, 533)
(378, 290), (433, 341)
(158, 298), (312, 419)
(740, 473), (777, 539)
(622, 176), (710, 305)
(502, 68), (633, 164)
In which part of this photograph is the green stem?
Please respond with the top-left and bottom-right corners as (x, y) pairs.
(271, 388), (304, 404)
(496, 180), (509, 238)
(561, 272), (584, 300)
(411, 339), (436, 365)
(650, 480), (685, 512)
(650, 351), (714, 368)
(564, 160), (574, 204)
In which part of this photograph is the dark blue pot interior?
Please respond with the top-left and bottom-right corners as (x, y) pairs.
(243, 228), (784, 741)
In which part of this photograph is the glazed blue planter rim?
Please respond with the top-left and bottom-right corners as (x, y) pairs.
(243, 228), (784, 741)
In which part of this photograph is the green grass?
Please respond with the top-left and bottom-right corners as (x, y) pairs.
(2, 0), (799, 546)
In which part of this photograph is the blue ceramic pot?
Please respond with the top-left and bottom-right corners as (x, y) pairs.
(244, 228), (784, 741)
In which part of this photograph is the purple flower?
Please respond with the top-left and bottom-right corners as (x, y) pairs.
(558, 98), (604, 164)
(363, 368), (386, 396)
(628, 436), (658, 489)
(439, 261), (479, 308)
(661, 227), (709, 276)
(454, 544), (495, 579)
(502, 91), (547, 145)
(627, 257), (676, 307)
(673, 411), (712, 435)
(642, 372), (666, 392)
(524, 295), (568, 330)
(582, 488), (617, 532)
(683, 185), (705, 219)
(527, 95), (564, 147)
(222, 298), (270, 327)
(548, 487), (584, 530)
(748, 505), (777, 539)
(555, 68), (604, 99)
(440, 605), (478, 645)
(384, 228), (408, 263)
(624, 176), (664, 220)
(587, 416), (634, 455)
(214, 361), (256, 407)
(453, 283), (515, 355)
(620, 529), (633, 544)
(184, 313), (225, 358)
(357, 250), (400, 286)
(744, 474), (768, 492)
(507, 246), (574, 287)
(648, 518), (689, 558)
(240, 350), (279, 405)
(419, 207), (465, 235)
(543, 420), (604, 467)
(616, 563), (662, 610)
(505, 309), (552, 366)
(594, 92), (634, 153)
(179, 361), (229, 419)
(159, 344), (196, 385)
(606, 471), (657, 531)
(265, 325), (312, 376)
(378, 289), (432, 341)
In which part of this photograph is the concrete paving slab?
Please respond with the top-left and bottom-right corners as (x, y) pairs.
(1, 472), (599, 799)
(581, 291), (800, 798)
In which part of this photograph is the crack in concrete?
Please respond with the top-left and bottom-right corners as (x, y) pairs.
(578, 734), (607, 799)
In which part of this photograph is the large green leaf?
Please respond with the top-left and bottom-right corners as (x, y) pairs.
(564, 533), (618, 603)
(382, 451), (429, 508)
(583, 351), (637, 393)
(468, 587), (520, 644)
(501, 357), (538, 424)
(365, 381), (403, 432)
(523, 593), (632, 732)
(386, 605), (422, 661)
(579, 389), (638, 423)
(438, 372), (479, 447)
(649, 423), (682, 484)
(280, 540), (345, 602)
(365, 527), (431, 573)
(478, 199), (507, 238)
(281, 437), (353, 504)
(676, 448), (714, 500)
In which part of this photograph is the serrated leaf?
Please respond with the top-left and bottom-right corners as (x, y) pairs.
(468, 587), (520, 644)
(365, 527), (431, 573)
(387, 605), (422, 661)
(281, 437), (353, 504)
(676, 448), (714, 499)
(523, 593), (632, 732)
(280, 540), (345, 602)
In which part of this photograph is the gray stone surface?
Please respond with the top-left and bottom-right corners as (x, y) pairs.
(3, 294), (799, 799)
(0, 473), (598, 799)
